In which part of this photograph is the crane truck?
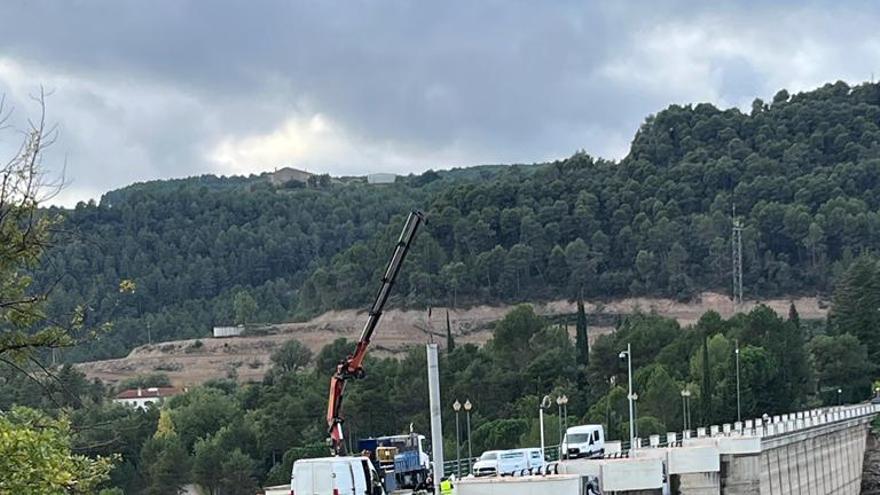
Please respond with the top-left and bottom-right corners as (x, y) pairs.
(324, 209), (427, 466)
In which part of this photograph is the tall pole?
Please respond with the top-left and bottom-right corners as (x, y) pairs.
(539, 395), (551, 462)
(633, 394), (639, 440)
(464, 400), (472, 476)
(626, 343), (635, 448)
(556, 398), (563, 449)
(426, 344), (444, 493)
(681, 392), (687, 431)
(687, 395), (691, 430)
(735, 340), (742, 423)
(539, 407), (545, 462)
(732, 212), (744, 308)
(563, 399), (568, 430)
(453, 400), (461, 478)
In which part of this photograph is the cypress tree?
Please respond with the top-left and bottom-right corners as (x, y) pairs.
(575, 293), (589, 368)
(446, 310), (455, 353)
(788, 302), (800, 329)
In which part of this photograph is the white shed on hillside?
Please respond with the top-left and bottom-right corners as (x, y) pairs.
(213, 325), (244, 338)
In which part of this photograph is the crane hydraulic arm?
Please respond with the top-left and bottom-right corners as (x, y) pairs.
(326, 210), (425, 455)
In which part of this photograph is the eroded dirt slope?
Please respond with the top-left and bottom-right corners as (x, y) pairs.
(76, 292), (826, 387)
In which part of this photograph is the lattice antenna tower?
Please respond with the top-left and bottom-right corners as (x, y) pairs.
(732, 206), (744, 308)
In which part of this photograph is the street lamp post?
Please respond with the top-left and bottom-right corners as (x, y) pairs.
(735, 340), (742, 423)
(837, 388), (843, 406)
(557, 395), (569, 460)
(453, 400), (462, 478)
(632, 393), (639, 442)
(561, 395), (568, 430)
(556, 396), (564, 451)
(619, 343), (635, 448)
(606, 376), (615, 437)
(539, 395), (551, 462)
(464, 400), (473, 475)
(681, 389), (691, 432)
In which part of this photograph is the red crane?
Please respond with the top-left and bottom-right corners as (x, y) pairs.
(326, 210), (425, 455)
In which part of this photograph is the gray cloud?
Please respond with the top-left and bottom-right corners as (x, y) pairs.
(0, 0), (878, 205)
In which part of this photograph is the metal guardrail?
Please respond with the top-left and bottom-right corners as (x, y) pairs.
(443, 457), (477, 477)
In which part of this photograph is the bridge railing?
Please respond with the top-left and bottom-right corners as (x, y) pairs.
(620, 403), (879, 454)
(439, 404), (879, 471)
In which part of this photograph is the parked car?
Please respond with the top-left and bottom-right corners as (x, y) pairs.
(292, 456), (385, 495)
(562, 424), (605, 459)
(472, 450), (503, 477)
(497, 448), (544, 475)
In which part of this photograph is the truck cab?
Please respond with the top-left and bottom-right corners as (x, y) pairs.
(359, 433), (430, 490)
(562, 424), (605, 459)
(291, 456), (385, 495)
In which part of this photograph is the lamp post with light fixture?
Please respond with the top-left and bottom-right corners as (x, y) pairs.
(681, 389), (692, 431)
(619, 344), (635, 448)
(464, 399), (473, 474)
(453, 400), (462, 477)
(735, 340), (742, 422)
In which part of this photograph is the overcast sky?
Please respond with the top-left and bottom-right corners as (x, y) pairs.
(0, 1), (877, 206)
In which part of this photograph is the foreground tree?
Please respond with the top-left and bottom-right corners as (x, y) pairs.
(0, 407), (115, 494)
(0, 94), (121, 492)
(0, 93), (77, 359)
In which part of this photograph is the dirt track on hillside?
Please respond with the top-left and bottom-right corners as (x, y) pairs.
(75, 292), (826, 387)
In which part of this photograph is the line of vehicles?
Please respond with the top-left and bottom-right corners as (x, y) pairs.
(291, 424), (607, 494)
(471, 424), (606, 478)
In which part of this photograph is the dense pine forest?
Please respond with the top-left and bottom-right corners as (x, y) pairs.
(38, 81), (880, 361)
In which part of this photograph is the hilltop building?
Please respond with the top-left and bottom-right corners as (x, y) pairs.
(367, 173), (397, 184)
(114, 387), (182, 409)
(269, 167), (313, 186)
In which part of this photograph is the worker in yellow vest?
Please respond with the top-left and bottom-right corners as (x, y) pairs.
(440, 476), (454, 495)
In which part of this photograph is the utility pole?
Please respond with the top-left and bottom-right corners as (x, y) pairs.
(732, 208), (744, 309)
(735, 340), (742, 423)
(620, 344), (635, 449)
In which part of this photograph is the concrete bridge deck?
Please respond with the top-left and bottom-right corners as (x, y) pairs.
(457, 403), (878, 495)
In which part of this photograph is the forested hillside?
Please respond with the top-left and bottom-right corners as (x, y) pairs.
(302, 81), (880, 310)
(39, 181), (424, 361)
(38, 80), (880, 362)
(39, 167), (508, 362)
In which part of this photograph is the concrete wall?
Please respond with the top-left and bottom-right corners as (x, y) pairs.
(757, 417), (870, 495)
(456, 475), (586, 495)
(720, 453), (760, 495)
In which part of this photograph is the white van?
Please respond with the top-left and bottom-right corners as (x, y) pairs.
(561, 424), (605, 459)
(472, 450), (503, 477)
(291, 456), (385, 495)
(497, 448), (544, 475)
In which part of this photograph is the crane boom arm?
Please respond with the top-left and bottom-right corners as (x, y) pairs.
(326, 210), (425, 454)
